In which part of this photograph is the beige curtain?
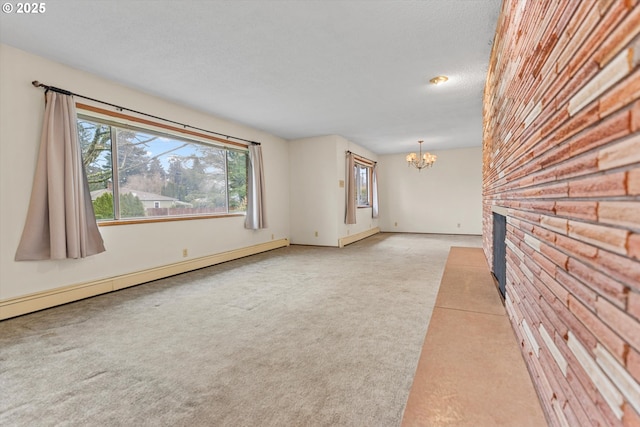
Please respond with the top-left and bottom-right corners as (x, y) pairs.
(15, 91), (105, 261)
(245, 144), (268, 229)
(345, 152), (356, 224)
(372, 163), (379, 219)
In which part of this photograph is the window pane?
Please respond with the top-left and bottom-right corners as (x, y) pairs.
(227, 150), (247, 213)
(78, 118), (114, 220)
(116, 128), (230, 218)
(78, 115), (247, 221)
(356, 164), (369, 206)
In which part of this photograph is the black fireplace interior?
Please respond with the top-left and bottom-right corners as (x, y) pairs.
(492, 212), (507, 298)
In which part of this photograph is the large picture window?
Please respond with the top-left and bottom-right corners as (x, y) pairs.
(78, 115), (247, 221)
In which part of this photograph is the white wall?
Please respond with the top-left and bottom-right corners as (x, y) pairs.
(377, 146), (482, 235)
(289, 135), (339, 246)
(289, 135), (378, 246)
(0, 44), (290, 301)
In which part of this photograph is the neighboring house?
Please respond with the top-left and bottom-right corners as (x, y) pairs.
(90, 187), (185, 210)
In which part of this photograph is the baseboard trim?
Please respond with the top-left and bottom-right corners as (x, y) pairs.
(338, 227), (380, 248)
(0, 238), (289, 320)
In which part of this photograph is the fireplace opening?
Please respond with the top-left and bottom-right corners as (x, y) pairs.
(492, 212), (507, 299)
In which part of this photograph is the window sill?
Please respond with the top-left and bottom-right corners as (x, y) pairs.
(357, 205), (371, 209)
(97, 213), (245, 227)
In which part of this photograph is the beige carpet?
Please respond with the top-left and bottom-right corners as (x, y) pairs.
(0, 233), (481, 426)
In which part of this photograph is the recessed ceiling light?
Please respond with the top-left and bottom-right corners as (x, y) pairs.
(429, 75), (449, 85)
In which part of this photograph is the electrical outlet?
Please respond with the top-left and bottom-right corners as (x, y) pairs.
(271, 233), (274, 240)
(182, 248), (188, 257)
(314, 231), (318, 237)
(457, 223), (461, 228)
(394, 222), (398, 227)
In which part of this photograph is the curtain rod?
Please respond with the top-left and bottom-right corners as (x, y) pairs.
(31, 81), (261, 146)
(346, 150), (377, 164)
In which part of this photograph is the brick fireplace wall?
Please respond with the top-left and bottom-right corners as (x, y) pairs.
(482, 1), (639, 426)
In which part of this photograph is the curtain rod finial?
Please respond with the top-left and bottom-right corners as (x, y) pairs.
(32, 80), (41, 87)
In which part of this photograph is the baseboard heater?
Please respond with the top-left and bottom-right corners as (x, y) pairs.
(338, 227), (380, 248)
(0, 238), (289, 320)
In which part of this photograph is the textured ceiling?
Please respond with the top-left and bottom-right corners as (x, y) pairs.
(0, 0), (502, 154)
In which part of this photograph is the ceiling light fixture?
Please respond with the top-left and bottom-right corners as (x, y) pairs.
(406, 140), (437, 171)
(429, 75), (449, 85)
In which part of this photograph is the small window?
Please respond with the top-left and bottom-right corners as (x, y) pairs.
(78, 116), (247, 221)
(355, 162), (372, 207)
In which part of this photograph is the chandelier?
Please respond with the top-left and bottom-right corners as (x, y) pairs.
(406, 140), (437, 171)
